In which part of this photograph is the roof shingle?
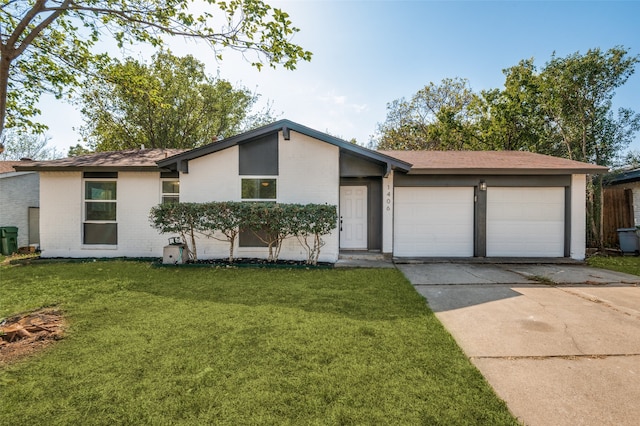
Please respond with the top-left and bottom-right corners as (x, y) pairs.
(13, 149), (187, 171)
(378, 150), (608, 174)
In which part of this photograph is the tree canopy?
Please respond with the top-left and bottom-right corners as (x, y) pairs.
(375, 47), (640, 169)
(79, 50), (277, 151)
(375, 77), (477, 151)
(0, 0), (311, 136)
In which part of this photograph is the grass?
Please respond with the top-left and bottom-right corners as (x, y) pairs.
(587, 255), (640, 276)
(0, 261), (516, 425)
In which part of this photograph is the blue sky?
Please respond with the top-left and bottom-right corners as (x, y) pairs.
(40, 0), (640, 155)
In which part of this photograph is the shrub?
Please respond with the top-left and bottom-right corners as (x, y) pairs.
(150, 201), (338, 263)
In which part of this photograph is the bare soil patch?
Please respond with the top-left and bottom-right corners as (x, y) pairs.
(0, 308), (65, 365)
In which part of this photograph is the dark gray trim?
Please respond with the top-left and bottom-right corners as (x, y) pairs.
(395, 173), (571, 187)
(340, 178), (382, 250)
(83, 171), (118, 178)
(239, 133), (278, 176)
(239, 228), (269, 247)
(17, 166), (170, 172)
(564, 187), (571, 258)
(157, 119), (412, 173)
(474, 187), (487, 257)
(340, 152), (385, 177)
(160, 171), (179, 178)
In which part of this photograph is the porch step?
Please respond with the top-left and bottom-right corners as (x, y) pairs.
(338, 251), (387, 261)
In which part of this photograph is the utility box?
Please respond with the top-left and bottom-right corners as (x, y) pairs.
(0, 226), (18, 255)
(163, 242), (188, 264)
(617, 228), (639, 255)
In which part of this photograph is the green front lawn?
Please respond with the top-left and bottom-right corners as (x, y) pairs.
(0, 262), (516, 425)
(587, 255), (640, 276)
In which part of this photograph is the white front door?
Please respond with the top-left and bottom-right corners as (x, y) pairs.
(340, 186), (368, 249)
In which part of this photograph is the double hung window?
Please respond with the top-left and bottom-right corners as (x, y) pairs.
(84, 180), (117, 245)
(161, 180), (180, 204)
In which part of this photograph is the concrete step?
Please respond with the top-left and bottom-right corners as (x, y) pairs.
(338, 251), (386, 261)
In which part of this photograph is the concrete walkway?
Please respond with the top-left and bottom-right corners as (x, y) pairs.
(397, 263), (640, 426)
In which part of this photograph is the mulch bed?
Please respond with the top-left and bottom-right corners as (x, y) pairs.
(0, 308), (65, 365)
(163, 258), (334, 268)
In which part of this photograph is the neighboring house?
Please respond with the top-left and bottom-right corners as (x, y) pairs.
(15, 120), (607, 261)
(0, 160), (40, 249)
(602, 168), (640, 247)
(604, 168), (640, 226)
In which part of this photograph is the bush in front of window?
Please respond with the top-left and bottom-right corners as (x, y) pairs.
(149, 202), (338, 264)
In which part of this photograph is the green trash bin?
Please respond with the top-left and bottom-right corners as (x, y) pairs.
(0, 226), (18, 255)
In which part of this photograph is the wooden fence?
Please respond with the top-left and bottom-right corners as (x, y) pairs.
(602, 187), (634, 248)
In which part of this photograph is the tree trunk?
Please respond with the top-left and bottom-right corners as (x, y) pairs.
(0, 53), (12, 136)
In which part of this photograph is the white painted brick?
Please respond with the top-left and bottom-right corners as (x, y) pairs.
(180, 132), (340, 262)
(38, 133), (341, 262)
(571, 174), (587, 260)
(40, 171), (170, 258)
(39, 171), (82, 257)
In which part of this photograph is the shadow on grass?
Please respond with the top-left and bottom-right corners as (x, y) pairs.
(127, 268), (430, 322)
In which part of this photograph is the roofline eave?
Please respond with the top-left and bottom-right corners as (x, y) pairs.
(406, 167), (609, 176)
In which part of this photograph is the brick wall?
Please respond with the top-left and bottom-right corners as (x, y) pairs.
(0, 172), (39, 248)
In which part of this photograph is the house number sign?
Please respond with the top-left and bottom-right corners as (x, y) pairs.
(386, 185), (391, 211)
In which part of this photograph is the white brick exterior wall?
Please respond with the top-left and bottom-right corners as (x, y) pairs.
(40, 171), (82, 257)
(0, 172), (39, 248)
(181, 131), (340, 262)
(39, 171), (168, 258)
(180, 145), (239, 202)
(278, 131), (339, 263)
(570, 174), (587, 260)
(382, 171), (394, 254)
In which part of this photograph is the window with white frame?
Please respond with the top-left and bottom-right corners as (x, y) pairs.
(83, 180), (117, 245)
(161, 179), (180, 204)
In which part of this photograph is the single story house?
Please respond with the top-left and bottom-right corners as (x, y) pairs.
(16, 120), (607, 261)
(0, 160), (40, 249)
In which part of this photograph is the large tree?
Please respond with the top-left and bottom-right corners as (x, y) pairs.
(79, 50), (277, 150)
(0, 0), (311, 136)
(471, 59), (558, 154)
(375, 77), (478, 150)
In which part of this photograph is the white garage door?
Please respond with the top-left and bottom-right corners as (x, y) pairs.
(487, 187), (564, 257)
(394, 187), (475, 257)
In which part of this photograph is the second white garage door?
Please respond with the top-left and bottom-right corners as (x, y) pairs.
(394, 187), (475, 257)
(487, 187), (565, 257)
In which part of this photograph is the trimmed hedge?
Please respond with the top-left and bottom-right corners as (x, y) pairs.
(150, 202), (338, 264)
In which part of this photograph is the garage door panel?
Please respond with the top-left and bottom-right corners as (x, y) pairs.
(487, 187), (564, 257)
(394, 187), (474, 257)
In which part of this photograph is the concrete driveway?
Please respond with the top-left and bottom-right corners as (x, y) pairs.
(397, 263), (640, 426)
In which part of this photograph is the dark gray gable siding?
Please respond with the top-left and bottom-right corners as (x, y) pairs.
(340, 152), (385, 177)
(239, 133), (278, 175)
